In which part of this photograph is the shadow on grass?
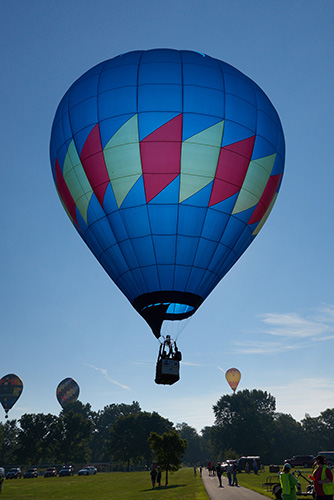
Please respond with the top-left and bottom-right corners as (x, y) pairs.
(141, 484), (186, 492)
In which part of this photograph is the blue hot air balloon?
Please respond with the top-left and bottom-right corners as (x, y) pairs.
(50, 49), (285, 345)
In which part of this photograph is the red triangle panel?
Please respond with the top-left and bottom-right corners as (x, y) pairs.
(248, 173), (282, 224)
(55, 158), (78, 227)
(141, 114), (182, 203)
(80, 124), (110, 206)
(209, 136), (255, 206)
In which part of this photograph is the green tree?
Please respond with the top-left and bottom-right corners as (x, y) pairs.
(270, 413), (303, 463)
(109, 411), (173, 470)
(200, 426), (215, 463)
(176, 423), (203, 465)
(149, 430), (187, 486)
(17, 413), (59, 464)
(301, 408), (334, 454)
(56, 410), (93, 463)
(60, 400), (92, 418)
(91, 402), (141, 462)
(212, 389), (276, 462)
(0, 419), (20, 464)
(318, 408), (334, 451)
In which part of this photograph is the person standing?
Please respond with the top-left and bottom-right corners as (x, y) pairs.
(279, 463), (298, 500)
(150, 467), (157, 489)
(226, 462), (232, 486)
(156, 467), (162, 488)
(216, 463), (223, 488)
(311, 455), (334, 500)
(232, 462), (239, 487)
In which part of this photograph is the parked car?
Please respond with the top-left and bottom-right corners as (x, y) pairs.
(44, 467), (57, 477)
(284, 455), (315, 468)
(0, 467), (5, 479)
(238, 456), (261, 472)
(78, 466), (97, 476)
(24, 467), (38, 478)
(59, 465), (74, 477)
(6, 467), (22, 479)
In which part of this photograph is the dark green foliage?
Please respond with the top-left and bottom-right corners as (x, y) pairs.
(17, 413), (59, 464)
(0, 393), (333, 467)
(91, 401), (141, 462)
(212, 389), (276, 462)
(176, 422), (204, 465)
(149, 430), (187, 486)
(109, 411), (173, 470)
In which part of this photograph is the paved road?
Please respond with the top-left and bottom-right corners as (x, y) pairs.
(201, 471), (267, 500)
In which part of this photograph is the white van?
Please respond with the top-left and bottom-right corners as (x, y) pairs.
(318, 451), (334, 466)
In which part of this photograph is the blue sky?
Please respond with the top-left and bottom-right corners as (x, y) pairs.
(1, 0), (333, 433)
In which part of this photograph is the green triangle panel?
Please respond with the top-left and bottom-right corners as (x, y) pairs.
(63, 140), (93, 223)
(103, 115), (142, 207)
(179, 173), (212, 203)
(184, 120), (224, 147)
(105, 114), (140, 148)
(179, 121), (223, 202)
(111, 174), (142, 208)
(232, 153), (276, 214)
(253, 153), (276, 174)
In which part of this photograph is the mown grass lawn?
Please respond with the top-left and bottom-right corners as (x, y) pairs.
(1, 467), (208, 500)
(236, 466), (314, 498)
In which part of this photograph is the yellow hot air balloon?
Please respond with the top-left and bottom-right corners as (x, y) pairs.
(225, 368), (241, 393)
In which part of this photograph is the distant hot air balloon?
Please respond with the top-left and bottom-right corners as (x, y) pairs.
(50, 49), (285, 383)
(0, 374), (23, 418)
(225, 368), (241, 393)
(56, 378), (79, 408)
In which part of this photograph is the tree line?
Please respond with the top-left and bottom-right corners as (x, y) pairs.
(0, 390), (332, 468)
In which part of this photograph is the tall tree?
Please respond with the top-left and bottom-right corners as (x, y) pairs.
(17, 413), (59, 464)
(318, 408), (334, 451)
(0, 420), (20, 464)
(176, 423), (203, 465)
(91, 402), (141, 462)
(212, 389), (276, 462)
(56, 410), (93, 463)
(270, 413), (304, 463)
(149, 430), (187, 486)
(109, 411), (173, 470)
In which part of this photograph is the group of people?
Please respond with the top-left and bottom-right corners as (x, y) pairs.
(149, 466), (162, 489)
(207, 460), (239, 488)
(280, 455), (333, 500)
(158, 335), (182, 361)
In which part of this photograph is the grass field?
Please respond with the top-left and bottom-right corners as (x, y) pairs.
(1, 467), (208, 500)
(237, 466), (314, 499)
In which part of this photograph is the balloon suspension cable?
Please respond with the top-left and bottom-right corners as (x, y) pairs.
(159, 316), (191, 344)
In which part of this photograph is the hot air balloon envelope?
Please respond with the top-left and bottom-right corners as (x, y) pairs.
(56, 377), (79, 408)
(225, 368), (241, 392)
(50, 49), (285, 338)
(0, 374), (23, 417)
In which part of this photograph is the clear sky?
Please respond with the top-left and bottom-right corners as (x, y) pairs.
(1, 0), (333, 433)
